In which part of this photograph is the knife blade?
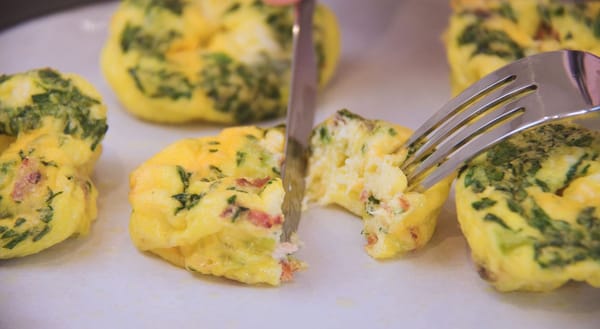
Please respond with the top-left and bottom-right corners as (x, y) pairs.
(280, 0), (318, 242)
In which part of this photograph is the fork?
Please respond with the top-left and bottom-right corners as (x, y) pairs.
(401, 50), (600, 191)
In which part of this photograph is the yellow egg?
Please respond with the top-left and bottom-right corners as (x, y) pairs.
(101, 0), (340, 124)
(305, 110), (453, 259)
(129, 125), (304, 286)
(445, 0), (600, 95)
(445, 0), (600, 292)
(456, 124), (600, 292)
(0, 68), (108, 259)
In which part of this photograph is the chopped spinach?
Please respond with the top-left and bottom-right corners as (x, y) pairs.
(0, 69), (108, 150)
(472, 197), (497, 210)
(458, 22), (524, 60)
(128, 65), (193, 100)
(172, 192), (205, 215)
(200, 52), (288, 123)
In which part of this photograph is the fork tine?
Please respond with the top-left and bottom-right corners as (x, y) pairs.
(404, 57), (534, 151)
(403, 77), (536, 170)
(404, 50), (600, 191)
(407, 94), (540, 189)
(404, 73), (514, 149)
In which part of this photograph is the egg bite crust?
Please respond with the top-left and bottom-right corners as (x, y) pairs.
(0, 68), (108, 259)
(305, 110), (453, 259)
(129, 126), (304, 286)
(445, 0), (600, 95)
(101, 0), (340, 124)
(456, 124), (600, 292)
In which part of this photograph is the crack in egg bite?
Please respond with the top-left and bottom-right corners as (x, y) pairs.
(0, 68), (108, 259)
(101, 0), (340, 124)
(129, 125), (304, 286)
(456, 124), (600, 292)
(305, 110), (453, 259)
(445, 0), (600, 95)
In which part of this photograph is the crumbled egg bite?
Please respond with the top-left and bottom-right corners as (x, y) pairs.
(305, 110), (453, 259)
(101, 0), (340, 124)
(456, 124), (600, 292)
(0, 69), (108, 259)
(445, 0), (600, 94)
(129, 126), (304, 286)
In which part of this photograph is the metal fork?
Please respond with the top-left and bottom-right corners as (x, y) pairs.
(402, 50), (600, 191)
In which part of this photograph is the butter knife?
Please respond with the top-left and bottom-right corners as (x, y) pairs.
(280, 0), (318, 242)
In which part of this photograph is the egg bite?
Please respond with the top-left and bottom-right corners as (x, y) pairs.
(101, 0), (340, 124)
(0, 68), (108, 259)
(129, 126), (304, 285)
(456, 124), (600, 292)
(445, 0), (600, 94)
(305, 110), (453, 259)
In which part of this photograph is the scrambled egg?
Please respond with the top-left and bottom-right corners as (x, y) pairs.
(445, 0), (600, 94)
(129, 126), (303, 286)
(101, 0), (340, 124)
(305, 110), (453, 259)
(0, 69), (108, 259)
(456, 124), (600, 292)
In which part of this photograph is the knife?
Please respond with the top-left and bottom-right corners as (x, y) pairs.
(280, 0), (318, 242)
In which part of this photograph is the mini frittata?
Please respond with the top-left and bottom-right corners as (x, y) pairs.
(445, 0), (600, 94)
(101, 0), (340, 124)
(129, 126), (303, 286)
(0, 69), (108, 259)
(456, 124), (600, 292)
(305, 110), (453, 259)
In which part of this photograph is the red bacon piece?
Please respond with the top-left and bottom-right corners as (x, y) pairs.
(11, 158), (43, 202)
(247, 209), (282, 228)
(280, 259), (302, 282)
(235, 177), (270, 188)
(398, 196), (410, 211)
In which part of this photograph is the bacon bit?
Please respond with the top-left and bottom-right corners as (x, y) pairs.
(11, 158), (43, 202)
(534, 23), (560, 41)
(366, 233), (378, 246)
(398, 196), (410, 211)
(472, 9), (491, 19)
(477, 264), (497, 282)
(359, 190), (369, 202)
(247, 210), (282, 228)
(220, 206), (234, 218)
(235, 177), (270, 188)
(280, 259), (302, 282)
(408, 227), (419, 242)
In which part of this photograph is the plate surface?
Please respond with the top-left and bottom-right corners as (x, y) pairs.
(1, 1), (599, 328)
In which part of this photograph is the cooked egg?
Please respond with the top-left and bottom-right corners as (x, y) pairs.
(456, 124), (600, 292)
(0, 68), (108, 259)
(305, 110), (453, 259)
(129, 126), (304, 285)
(101, 0), (340, 124)
(445, 0), (600, 95)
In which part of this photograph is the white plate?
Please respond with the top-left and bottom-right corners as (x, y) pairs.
(1, 1), (599, 328)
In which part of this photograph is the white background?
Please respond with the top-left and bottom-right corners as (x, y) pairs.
(1, 1), (599, 328)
